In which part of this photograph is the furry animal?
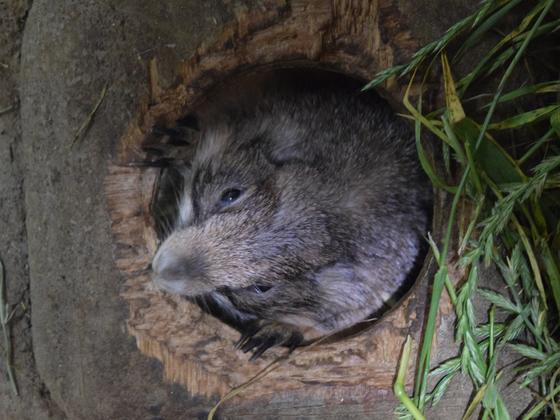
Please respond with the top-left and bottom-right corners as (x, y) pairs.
(151, 85), (431, 359)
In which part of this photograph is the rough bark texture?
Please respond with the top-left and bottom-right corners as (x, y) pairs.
(0, 0), (532, 418)
(0, 1), (67, 418)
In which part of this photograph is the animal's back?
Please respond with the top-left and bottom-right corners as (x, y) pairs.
(235, 87), (430, 265)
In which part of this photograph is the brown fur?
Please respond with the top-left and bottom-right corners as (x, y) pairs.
(151, 82), (431, 358)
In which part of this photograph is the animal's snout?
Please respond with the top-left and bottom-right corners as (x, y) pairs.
(152, 247), (207, 295)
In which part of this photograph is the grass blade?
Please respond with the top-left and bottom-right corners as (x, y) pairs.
(509, 344), (546, 361)
(442, 53), (466, 124)
(489, 105), (560, 130)
(394, 336), (426, 420)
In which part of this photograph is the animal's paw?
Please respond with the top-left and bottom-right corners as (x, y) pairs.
(235, 320), (303, 361)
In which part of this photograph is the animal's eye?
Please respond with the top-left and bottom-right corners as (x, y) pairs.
(220, 188), (242, 206)
(253, 285), (272, 294)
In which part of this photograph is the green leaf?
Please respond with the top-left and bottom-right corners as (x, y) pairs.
(412, 83), (458, 194)
(462, 383), (488, 420)
(442, 53), (466, 124)
(488, 105), (560, 130)
(415, 119), (458, 194)
(539, 240), (560, 317)
(459, 118), (525, 185)
(402, 72), (461, 155)
(518, 128), (556, 165)
(482, 380), (498, 410)
(509, 344), (546, 360)
(454, 0), (524, 62)
(551, 108), (560, 138)
(458, 0), (546, 95)
(521, 351), (560, 387)
(430, 357), (461, 377)
(475, 323), (505, 340)
(465, 331), (487, 384)
(494, 395), (512, 420)
(484, 233), (494, 267)
(430, 373), (456, 407)
(478, 289), (519, 313)
(502, 315), (524, 342)
(426, 232), (441, 262)
(483, 81), (560, 109)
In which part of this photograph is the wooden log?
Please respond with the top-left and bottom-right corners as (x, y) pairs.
(104, 0), (454, 407)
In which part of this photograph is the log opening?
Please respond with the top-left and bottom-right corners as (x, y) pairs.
(104, 0), (452, 403)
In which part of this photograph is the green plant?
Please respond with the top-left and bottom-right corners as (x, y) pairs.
(366, 0), (560, 418)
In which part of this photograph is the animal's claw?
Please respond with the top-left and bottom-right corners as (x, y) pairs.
(236, 321), (303, 360)
(241, 336), (264, 354)
(235, 321), (261, 350)
(249, 336), (279, 361)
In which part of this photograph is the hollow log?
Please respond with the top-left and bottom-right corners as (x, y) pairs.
(105, 0), (452, 411)
(17, 0), (533, 418)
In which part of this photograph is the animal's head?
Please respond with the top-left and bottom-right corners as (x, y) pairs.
(151, 104), (336, 299)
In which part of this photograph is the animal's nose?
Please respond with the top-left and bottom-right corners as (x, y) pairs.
(152, 250), (192, 281)
(151, 251), (190, 295)
(151, 244), (211, 296)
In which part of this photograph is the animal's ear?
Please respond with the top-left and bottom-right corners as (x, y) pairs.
(265, 124), (308, 166)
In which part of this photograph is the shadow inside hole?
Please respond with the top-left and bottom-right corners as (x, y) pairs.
(149, 67), (433, 344)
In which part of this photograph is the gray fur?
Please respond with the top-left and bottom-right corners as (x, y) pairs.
(151, 87), (431, 356)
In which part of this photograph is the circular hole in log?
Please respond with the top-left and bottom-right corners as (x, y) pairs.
(149, 68), (433, 347)
(103, 2), (451, 402)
